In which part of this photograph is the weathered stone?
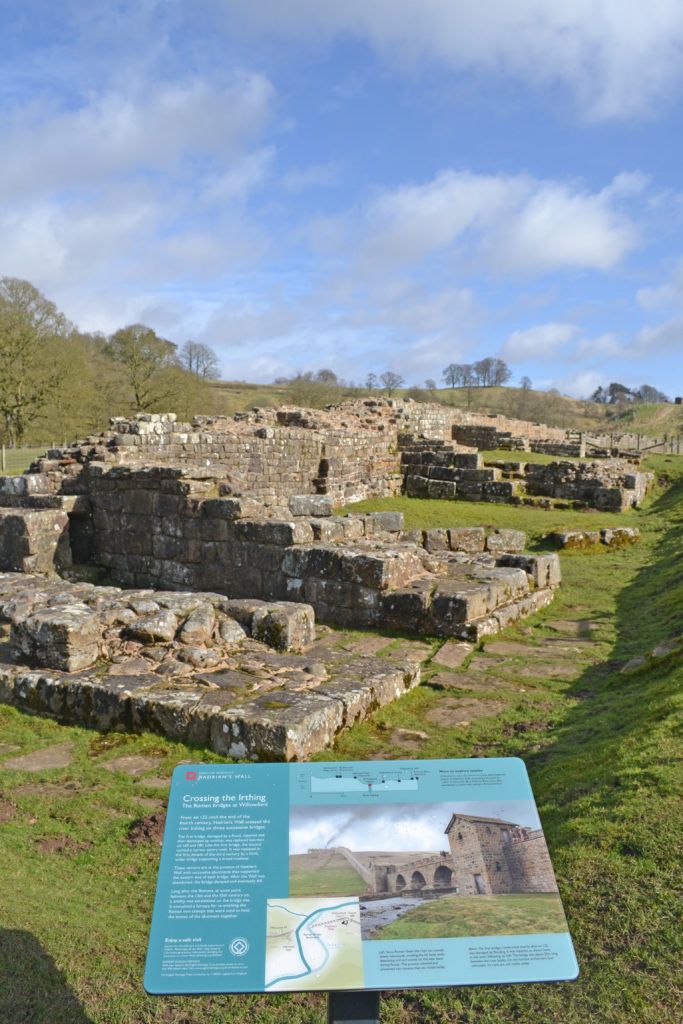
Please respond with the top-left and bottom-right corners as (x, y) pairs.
(288, 495), (333, 517)
(433, 640), (473, 669)
(125, 610), (178, 644)
(218, 616), (248, 645)
(1, 742), (73, 771)
(485, 529), (526, 554)
(448, 528), (485, 554)
(178, 604), (215, 645)
(11, 605), (100, 672)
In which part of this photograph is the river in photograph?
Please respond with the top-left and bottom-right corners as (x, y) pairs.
(360, 894), (438, 938)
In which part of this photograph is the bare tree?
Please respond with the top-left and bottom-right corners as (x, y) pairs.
(380, 371), (404, 395)
(180, 340), (220, 379)
(424, 378), (436, 393)
(365, 372), (378, 391)
(490, 358), (512, 386)
(105, 324), (179, 410)
(520, 375), (533, 390)
(316, 368), (338, 384)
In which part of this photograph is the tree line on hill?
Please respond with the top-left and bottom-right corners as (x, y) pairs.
(0, 278), (222, 446)
(590, 382), (670, 404)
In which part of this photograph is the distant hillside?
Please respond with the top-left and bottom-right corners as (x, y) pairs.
(210, 381), (683, 439)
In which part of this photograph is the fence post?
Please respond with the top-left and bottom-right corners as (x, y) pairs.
(1, 445), (4, 474)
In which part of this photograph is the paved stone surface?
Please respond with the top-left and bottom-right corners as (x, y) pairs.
(341, 635), (393, 655)
(427, 671), (522, 694)
(522, 662), (578, 679)
(1, 743), (73, 772)
(432, 640), (473, 668)
(425, 698), (506, 727)
(484, 640), (539, 656)
(102, 755), (165, 776)
(546, 619), (598, 637)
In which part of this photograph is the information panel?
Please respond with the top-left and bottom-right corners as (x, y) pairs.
(144, 758), (578, 994)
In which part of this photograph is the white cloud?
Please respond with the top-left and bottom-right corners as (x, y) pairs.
(633, 319), (683, 353)
(556, 369), (605, 398)
(0, 74), (274, 203)
(637, 260), (683, 311)
(502, 322), (578, 360)
(330, 170), (639, 276)
(228, 0), (683, 120)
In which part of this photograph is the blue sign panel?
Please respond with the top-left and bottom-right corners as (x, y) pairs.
(145, 758), (578, 994)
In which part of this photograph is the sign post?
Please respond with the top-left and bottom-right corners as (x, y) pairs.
(328, 991), (380, 1024)
(144, 758), (578, 1014)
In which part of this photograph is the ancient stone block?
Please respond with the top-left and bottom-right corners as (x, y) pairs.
(288, 495), (333, 517)
(485, 528), (526, 554)
(497, 554), (562, 588)
(423, 529), (450, 552)
(364, 511), (404, 533)
(448, 528), (486, 554)
(11, 605), (100, 672)
(252, 603), (315, 652)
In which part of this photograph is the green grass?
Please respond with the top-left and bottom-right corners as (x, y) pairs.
(289, 853), (367, 897)
(0, 453), (682, 1022)
(374, 894), (568, 940)
(480, 448), (586, 465)
(340, 493), (633, 547)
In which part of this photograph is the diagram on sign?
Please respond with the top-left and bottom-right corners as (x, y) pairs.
(264, 897), (364, 991)
(307, 766), (425, 795)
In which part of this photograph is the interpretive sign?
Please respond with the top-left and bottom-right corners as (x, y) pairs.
(144, 758), (578, 994)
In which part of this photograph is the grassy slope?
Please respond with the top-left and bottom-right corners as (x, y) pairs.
(375, 894), (568, 940)
(0, 455), (681, 1022)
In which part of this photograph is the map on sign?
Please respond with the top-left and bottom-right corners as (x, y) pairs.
(144, 758), (579, 995)
(265, 897), (363, 991)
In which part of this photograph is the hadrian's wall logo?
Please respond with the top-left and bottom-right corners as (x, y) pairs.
(185, 771), (197, 781)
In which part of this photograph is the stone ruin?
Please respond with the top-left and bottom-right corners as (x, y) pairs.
(0, 397), (613, 758)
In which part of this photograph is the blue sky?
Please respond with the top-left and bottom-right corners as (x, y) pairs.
(1, 1), (682, 395)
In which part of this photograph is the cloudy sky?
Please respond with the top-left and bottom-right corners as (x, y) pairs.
(289, 801), (541, 854)
(2, 1), (683, 393)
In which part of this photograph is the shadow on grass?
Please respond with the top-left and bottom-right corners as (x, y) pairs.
(0, 929), (94, 1023)
(525, 470), (683, 822)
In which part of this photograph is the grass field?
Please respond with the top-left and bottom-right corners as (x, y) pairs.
(289, 852), (367, 897)
(374, 894), (569, 940)
(0, 454), (682, 1022)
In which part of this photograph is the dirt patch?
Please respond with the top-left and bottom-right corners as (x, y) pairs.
(35, 835), (92, 854)
(503, 720), (553, 735)
(425, 698), (505, 727)
(0, 798), (17, 822)
(0, 743), (21, 755)
(103, 755), (165, 777)
(1, 743), (73, 772)
(14, 781), (87, 798)
(127, 811), (167, 846)
(133, 775), (170, 789)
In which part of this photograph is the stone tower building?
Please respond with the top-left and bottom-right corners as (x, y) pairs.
(445, 813), (558, 896)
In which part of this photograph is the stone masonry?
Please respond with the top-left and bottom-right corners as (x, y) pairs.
(309, 811), (558, 897)
(0, 399), (568, 756)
